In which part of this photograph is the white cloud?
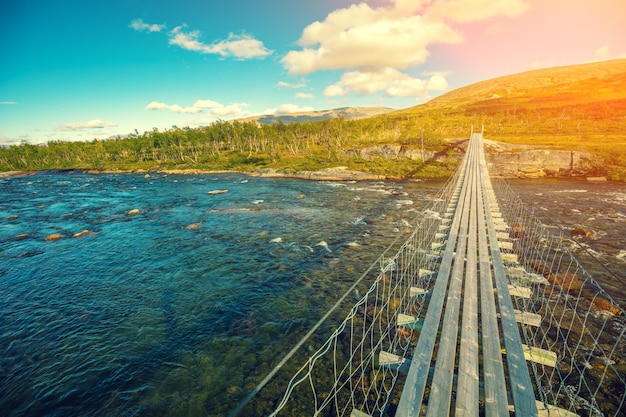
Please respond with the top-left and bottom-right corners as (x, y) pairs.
(54, 119), (118, 131)
(145, 101), (200, 114)
(168, 26), (272, 59)
(324, 68), (448, 98)
(295, 92), (315, 99)
(263, 104), (315, 115)
(0, 101), (17, 105)
(584, 46), (626, 64)
(277, 79), (307, 89)
(282, 0), (465, 75)
(146, 99), (249, 117)
(129, 19), (166, 33)
(282, 0), (531, 100)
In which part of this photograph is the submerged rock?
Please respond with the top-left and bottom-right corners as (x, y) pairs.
(186, 223), (201, 230)
(45, 233), (64, 241)
(571, 226), (595, 238)
(72, 230), (90, 238)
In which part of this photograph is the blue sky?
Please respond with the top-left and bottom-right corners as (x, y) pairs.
(1, 0), (624, 145)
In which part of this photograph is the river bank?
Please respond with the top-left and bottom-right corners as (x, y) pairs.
(0, 164), (611, 182)
(0, 167), (389, 181)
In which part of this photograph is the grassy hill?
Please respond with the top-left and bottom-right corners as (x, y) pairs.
(396, 59), (626, 152)
(1, 59), (625, 179)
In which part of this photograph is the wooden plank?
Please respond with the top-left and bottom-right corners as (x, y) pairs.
(456, 154), (480, 417)
(396, 135), (475, 417)
(410, 287), (429, 297)
(350, 409), (372, 417)
(509, 401), (580, 417)
(397, 313), (422, 330)
(476, 158), (510, 417)
(495, 223), (509, 232)
(501, 253), (518, 264)
(498, 241), (514, 250)
(500, 344), (557, 368)
(508, 285), (532, 299)
(520, 345), (557, 367)
(479, 133), (539, 417)
(514, 310), (542, 327)
(426, 157), (472, 417)
(378, 351), (411, 374)
(431, 242), (445, 251)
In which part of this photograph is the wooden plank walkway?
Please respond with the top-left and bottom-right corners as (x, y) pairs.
(393, 132), (540, 417)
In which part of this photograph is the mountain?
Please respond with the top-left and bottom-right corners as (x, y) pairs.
(237, 107), (395, 124)
(413, 59), (626, 116)
(388, 59), (626, 169)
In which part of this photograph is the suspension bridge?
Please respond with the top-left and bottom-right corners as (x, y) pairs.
(233, 131), (626, 417)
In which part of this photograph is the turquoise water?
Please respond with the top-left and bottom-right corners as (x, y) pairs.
(2, 173), (624, 416)
(0, 172), (440, 416)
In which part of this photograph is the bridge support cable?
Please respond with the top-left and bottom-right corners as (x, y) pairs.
(259, 131), (626, 417)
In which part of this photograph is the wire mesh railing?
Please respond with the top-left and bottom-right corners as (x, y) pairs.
(491, 177), (626, 417)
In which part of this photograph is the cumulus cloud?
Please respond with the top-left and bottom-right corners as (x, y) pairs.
(282, 0), (467, 75)
(54, 119), (118, 131)
(295, 92), (315, 99)
(145, 101), (201, 113)
(324, 68), (449, 98)
(193, 100), (249, 117)
(146, 99), (249, 117)
(129, 19), (166, 33)
(282, 0), (530, 99)
(584, 46), (626, 63)
(169, 26), (272, 59)
(277, 79), (307, 89)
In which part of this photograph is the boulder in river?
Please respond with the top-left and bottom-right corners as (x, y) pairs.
(45, 233), (64, 241)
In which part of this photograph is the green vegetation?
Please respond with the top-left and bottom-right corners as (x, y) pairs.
(0, 117), (458, 179)
(2, 59), (625, 180)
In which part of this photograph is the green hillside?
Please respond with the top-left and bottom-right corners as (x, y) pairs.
(1, 59), (625, 179)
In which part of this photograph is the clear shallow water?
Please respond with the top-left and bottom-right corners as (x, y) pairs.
(506, 178), (626, 304)
(1, 173), (624, 416)
(0, 172), (442, 417)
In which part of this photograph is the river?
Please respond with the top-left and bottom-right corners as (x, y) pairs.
(0, 173), (624, 416)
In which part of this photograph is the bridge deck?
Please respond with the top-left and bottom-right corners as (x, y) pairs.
(394, 133), (539, 416)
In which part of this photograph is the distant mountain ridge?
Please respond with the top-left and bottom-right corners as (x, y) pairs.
(237, 107), (395, 124)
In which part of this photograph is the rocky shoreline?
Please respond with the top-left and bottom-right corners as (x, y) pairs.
(0, 167), (388, 181)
